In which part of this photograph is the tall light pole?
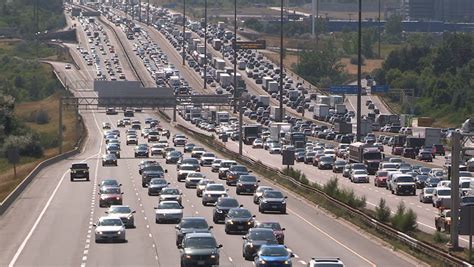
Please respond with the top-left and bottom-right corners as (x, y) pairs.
(233, 0), (237, 113)
(138, 0), (142, 22)
(378, 0), (381, 58)
(203, 0), (208, 90)
(356, 0), (362, 141)
(278, 0), (284, 122)
(146, 0), (150, 26)
(182, 0), (186, 65)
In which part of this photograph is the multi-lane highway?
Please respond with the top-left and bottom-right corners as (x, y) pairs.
(0, 6), (427, 267)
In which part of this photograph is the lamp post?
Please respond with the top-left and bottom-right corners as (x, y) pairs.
(146, 0), (150, 26)
(356, 0), (362, 141)
(233, 0), (237, 113)
(203, 0), (208, 90)
(182, 0), (186, 65)
(378, 0), (381, 58)
(278, 0), (284, 122)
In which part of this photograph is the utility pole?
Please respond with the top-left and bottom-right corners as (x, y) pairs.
(138, 0), (142, 22)
(278, 0), (284, 122)
(356, 0), (362, 141)
(182, 0), (186, 65)
(203, 0), (208, 90)
(378, 0), (381, 58)
(233, 0), (237, 113)
(450, 131), (461, 250)
(146, 0), (150, 26)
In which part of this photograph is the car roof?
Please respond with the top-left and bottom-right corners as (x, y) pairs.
(185, 232), (214, 238)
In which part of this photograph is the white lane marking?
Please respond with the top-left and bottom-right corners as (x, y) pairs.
(288, 207), (376, 267)
(299, 260), (307, 265)
(228, 257), (233, 262)
(149, 233), (152, 238)
(82, 256), (87, 261)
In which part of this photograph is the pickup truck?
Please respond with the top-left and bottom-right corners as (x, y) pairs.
(70, 163), (90, 181)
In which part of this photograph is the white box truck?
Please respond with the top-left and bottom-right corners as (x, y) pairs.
(270, 106), (284, 121)
(270, 122), (291, 141)
(329, 95), (343, 107)
(262, 77), (273, 91)
(220, 73), (231, 87)
(313, 104), (329, 120)
(317, 95), (330, 106)
(267, 81), (278, 93)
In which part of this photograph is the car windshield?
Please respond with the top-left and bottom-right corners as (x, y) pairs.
(264, 191), (284, 198)
(354, 170), (368, 175)
(185, 237), (216, 249)
(433, 171), (444, 176)
(377, 171), (388, 177)
(420, 167), (431, 173)
(397, 176), (414, 183)
(218, 198), (239, 207)
(320, 156), (333, 162)
(150, 179), (167, 184)
(437, 189), (451, 196)
(193, 147), (205, 152)
(417, 175), (428, 181)
(306, 152), (316, 157)
(461, 182), (471, 188)
(101, 188), (120, 194)
(99, 218), (123, 226)
(181, 165), (196, 171)
(462, 197), (474, 203)
(109, 206), (131, 213)
(169, 151), (182, 156)
(182, 159), (198, 165)
(221, 161), (236, 167)
(383, 163), (398, 169)
(232, 166), (248, 172)
(212, 159), (222, 164)
(257, 222), (281, 230)
(207, 184), (225, 191)
(239, 176), (257, 182)
(158, 202), (181, 209)
(162, 188), (179, 195)
(424, 188), (435, 194)
(188, 173), (204, 178)
(229, 209), (252, 218)
(181, 219), (208, 229)
(260, 246), (289, 257)
(460, 172), (473, 177)
(73, 163), (88, 168)
(250, 230), (276, 240)
(202, 153), (215, 157)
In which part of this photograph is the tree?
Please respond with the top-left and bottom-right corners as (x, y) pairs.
(385, 15), (402, 43)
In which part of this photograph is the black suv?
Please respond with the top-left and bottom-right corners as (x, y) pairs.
(212, 197), (239, 223)
(224, 208), (255, 234)
(175, 217), (212, 247)
(179, 233), (222, 267)
(258, 190), (287, 214)
(70, 163), (89, 181)
(236, 175), (259, 195)
(242, 228), (278, 260)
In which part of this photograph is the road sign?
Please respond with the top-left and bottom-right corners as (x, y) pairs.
(329, 85), (358, 94)
(282, 150), (295, 166)
(7, 147), (20, 164)
(371, 85), (390, 93)
(233, 40), (266, 50)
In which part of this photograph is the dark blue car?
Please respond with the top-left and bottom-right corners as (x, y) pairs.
(254, 244), (293, 266)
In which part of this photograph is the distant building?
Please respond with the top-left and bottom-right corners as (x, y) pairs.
(403, 0), (474, 22)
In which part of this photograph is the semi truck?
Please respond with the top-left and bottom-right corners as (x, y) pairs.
(262, 77), (273, 91)
(216, 111), (229, 124)
(412, 127), (442, 147)
(267, 81), (278, 94)
(219, 73), (231, 87)
(270, 106), (284, 122)
(334, 122), (352, 134)
(283, 132), (306, 148)
(242, 124), (261, 145)
(270, 122), (291, 141)
(212, 39), (222, 51)
(329, 95), (343, 107)
(313, 104), (329, 120)
(335, 104), (347, 114)
(256, 95), (270, 108)
(376, 114), (400, 127)
(348, 142), (382, 174)
(317, 95), (330, 106)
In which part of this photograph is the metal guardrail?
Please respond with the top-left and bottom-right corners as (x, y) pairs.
(175, 123), (471, 267)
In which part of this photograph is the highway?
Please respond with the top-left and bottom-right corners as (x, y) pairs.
(0, 7), (426, 267)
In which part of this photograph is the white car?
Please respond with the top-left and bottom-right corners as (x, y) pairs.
(308, 257), (345, 267)
(351, 170), (369, 183)
(185, 172), (205, 188)
(94, 216), (126, 243)
(126, 135), (138, 145)
(433, 187), (451, 209)
(177, 164), (198, 182)
(252, 139), (263, 148)
(268, 144), (282, 154)
(211, 159), (222, 172)
(105, 205), (136, 228)
(202, 183), (228, 206)
(200, 152), (216, 166)
(159, 187), (182, 204)
(150, 144), (166, 156)
(154, 201), (184, 223)
(191, 147), (206, 158)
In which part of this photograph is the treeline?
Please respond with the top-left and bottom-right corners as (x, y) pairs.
(0, 0), (65, 37)
(373, 33), (474, 124)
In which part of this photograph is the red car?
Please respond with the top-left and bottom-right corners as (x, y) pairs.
(374, 170), (388, 187)
(391, 146), (403, 155)
(98, 187), (123, 207)
(254, 221), (285, 244)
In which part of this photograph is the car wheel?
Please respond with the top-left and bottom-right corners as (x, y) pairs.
(281, 209), (286, 214)
(142, 183), (146, 188)
(236, 189), (240, 195)
(225, 227), (229, 234)
(202, 201), (207, 206)
(213, 216), (218, 224)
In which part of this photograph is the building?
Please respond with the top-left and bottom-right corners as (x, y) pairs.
(403, 0), (474, 22)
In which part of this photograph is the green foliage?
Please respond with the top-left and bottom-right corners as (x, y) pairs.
(244, 18), (263, 32)
(433, 231), (449, 244)
(375, 33), (474, 125)
(385, 15), (403, 43)
(390, 202), (417, 233)
(349, 54), (365, 65)
(375, 198), (391, 223)
(323, 177), (367, 209)
(34, 109), (50, 124)
(1, 132), (43, 158)
(284, 167), (310, 185)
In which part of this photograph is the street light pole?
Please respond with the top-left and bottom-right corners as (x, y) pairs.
(203, 0), (208, 90)
(182, 0), (186, 65)
(279, 0), (284, 122)
(233, 0), (237, 113)
(356, 0), (362, 142)
(146, 0), (150, 26)
(378, 0), (381, 58)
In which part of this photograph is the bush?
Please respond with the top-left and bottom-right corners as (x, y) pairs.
(35, 109), (50, 124)
(391, 202), (417, 233)
(433, 231), (449, 243)
(350, 54), (365, 65)
(323, 177), (366, 209)
(375, 198), (391, 222)
(2, 133), (43, 158)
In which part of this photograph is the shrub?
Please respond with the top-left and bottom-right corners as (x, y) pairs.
(1, 132), (43, 158)
(375, 198), (391, 222)
(391, 202), (417, 233)
(323, 177), (366, 209)
(350, 54), (365, 65)
(433, 231), (449, 243)
(35, 109), (50, 124)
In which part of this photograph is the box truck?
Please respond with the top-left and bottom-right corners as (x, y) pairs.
(313, 104), (329, 120)
(270, 106), (284, 122)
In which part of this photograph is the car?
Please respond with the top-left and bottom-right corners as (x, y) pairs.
(94, 216), (126, 243)
(432, 187), (451, 209)
(226, 165), (251, 186)
(177, 164), (198, 182)
(117, 119), (126, 127)
(179, 232), (222, 267)
(212, 197), (240, 223)
(106, 144), (121, 158)
(200, 152), (216, 166)
(433, 144), (446, 156)
(236, 175), (260, 195)
(417, 151), (433, 162)
(98, 186), (123, 207)
(184, 143), (196, 153)
(126, 134), (138, 145)
(173, 136), (187, 146)
(390, 174), (416, 196)
(158, 187), (182, 204)
(374, 170), (388, 187)
(102, 154), (118, 166)
(258, 190), (287, 214)
(391, 146), (403, 156)
(150, 144), (166, 156)
(224, 207), (255, 234)
(166, 150), (183, 164)
(435, 209), (451, 233)
(218, 160), (238, 179)
(141, 164), (167, 187)
(134, 144), (149, 158)
(105, 205), (136, 228)
(252, 139), (264, 148)
(70, 163), (89, 181)
(424, 177), (442, 188)
(185, 172), (206, 188)
(268, 143), (282, 154)
(254, 221), (285, 244)
(154, 200), (184, 223)
(178, 158), (200, 170)
(419, 187), (435, 203)
(332, 160), (346, 173)
(350, 169), (369, 183)
(242, 228), (278, 260)
(98, 179), (121, 189)
(191, 147), (206, 158)
(175, 217), (212, 246)
(148, 178), (170, 196)
(415, 174), (429, 189)
(308, 257), (345, 267)
(318, 156), (334, 170)
(211, 159), (222, 172)
(254, 244), (293, 267)
(202, 183), (228, 206)
(102, 122), (111, 129)
(253, 186), (273, 204)
(65, 63), (72, 69)
(342, 164), (352, 178)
